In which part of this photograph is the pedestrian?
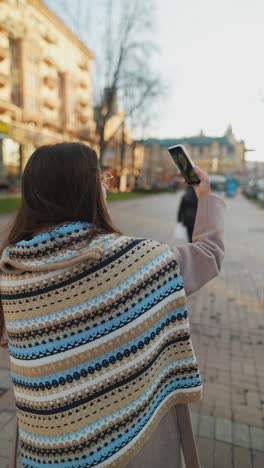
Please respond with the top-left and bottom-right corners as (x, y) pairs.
(0, 143), (225, 468)
(177, 185), (198, 242)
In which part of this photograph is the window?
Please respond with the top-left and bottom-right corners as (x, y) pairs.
(23, 47), (39, 114)
(68, 80), (76, 127)
(2, 138), (20, 178)
(58, 72), (66, 126)
(9, 38), (22, 107)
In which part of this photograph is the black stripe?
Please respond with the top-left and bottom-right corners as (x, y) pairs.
(10, 282), (185, 361)
(16, 333), (192, 415)
(11, 229), (99, 260)
(2, 239), (146, 300)
(20, 369), (201, 458)
(9, 262), (180, 342)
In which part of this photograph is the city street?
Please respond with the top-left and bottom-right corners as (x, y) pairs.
(1, 192), (264, 467)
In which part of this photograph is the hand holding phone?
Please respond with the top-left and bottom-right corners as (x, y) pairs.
(168, 144), (200, 185)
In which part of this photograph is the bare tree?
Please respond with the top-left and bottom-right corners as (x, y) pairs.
(91, 0), (165, 165)
(44, 0), (165, 165)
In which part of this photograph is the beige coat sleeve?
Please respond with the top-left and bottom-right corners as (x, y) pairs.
(172, 193), (226, 296)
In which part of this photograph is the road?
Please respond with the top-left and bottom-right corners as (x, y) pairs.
(1, 192), (264, 467)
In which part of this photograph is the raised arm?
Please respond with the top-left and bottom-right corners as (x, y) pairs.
(172, 167), (225, 296)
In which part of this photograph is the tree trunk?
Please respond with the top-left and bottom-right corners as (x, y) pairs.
(119, 120), (126, 191)
(99, 118), (106, 166)
(120, 120), (126, 172)
(19, 144), (23, 179)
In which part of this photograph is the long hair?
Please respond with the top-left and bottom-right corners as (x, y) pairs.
(0, 142), (120, 343)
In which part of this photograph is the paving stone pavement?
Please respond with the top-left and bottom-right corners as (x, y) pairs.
(0, 193), (264, 468)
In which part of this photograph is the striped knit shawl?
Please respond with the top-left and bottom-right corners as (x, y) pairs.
(0, 222), (202, 468)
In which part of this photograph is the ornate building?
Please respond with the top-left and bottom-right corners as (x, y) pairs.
(0, 0), (96, 180)
(138, 126), (246, 188)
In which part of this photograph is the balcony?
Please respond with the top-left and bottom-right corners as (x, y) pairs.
(77, 86), (92, 104)
(0, 72), (8, 88)
(43, 96), (59, 110)
(22, 110), (41, 125)
(79, 78), (89, 89)
(0, 23), (8, 33)
(42, 110), (61, 131)
(40, 62), (58, 80)
(78, 123), (96, 142)
(42, 87), (59, 110)
(0, 47), (9, 61)
(78, 107), (93, 124)
(42, 29), (57, 45)
(79, 114), (89, 125)
(0, 85), (10, 102)
(65, 121), (78, 135)
(0, 99), (22, 120)
(0, 99), (11, 115)
(78, 61), (89, 72)
(43, 75), (58, 90)
(77, 95), (88, 108)
(43, 52), (57, 68)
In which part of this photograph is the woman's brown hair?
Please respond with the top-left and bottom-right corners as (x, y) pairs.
(0, 142), (119, 344)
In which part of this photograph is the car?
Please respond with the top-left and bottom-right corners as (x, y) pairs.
(256, 179), (264, 201)
(245, 180), (258, 198)
(208, 175), (226, 193)
(0, 180), (10, 190)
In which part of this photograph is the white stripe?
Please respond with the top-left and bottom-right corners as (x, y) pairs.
(0, 236), (132, 287)
(0, 268), (66, 287)
(19, 384), (201, 446)
(102, 386), (202, 467)
(14, 321), (191, 402)
(6, 248), (174, 330)
(10, 289), (186, 368)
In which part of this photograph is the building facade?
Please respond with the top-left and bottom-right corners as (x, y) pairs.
(0, 0), (96, 182)
(138, 126), (246, 188)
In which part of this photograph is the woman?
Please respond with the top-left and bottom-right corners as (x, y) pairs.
(177, 185), (198, 242)
(0, 143), (225, 468)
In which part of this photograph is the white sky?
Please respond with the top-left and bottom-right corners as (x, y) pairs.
(45, 0), (264, 162)
(154, 0), (264, 161)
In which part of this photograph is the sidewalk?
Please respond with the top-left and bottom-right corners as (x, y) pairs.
(109, 192), (264, 468)
(187, 195), (264, 468)
(0, 194), (264, 467)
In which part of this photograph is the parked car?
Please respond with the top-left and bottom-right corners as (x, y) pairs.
(0, 179), (10, 190)
(256, 179), (264, 201)
(238, 178), (249, 194)
(208, 175), (226, 193)
(245, 179), (264, 200)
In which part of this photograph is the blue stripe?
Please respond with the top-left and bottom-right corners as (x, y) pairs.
(9, 273), (183, 359)
(6, 248), (177, 330)
(16, 222), (93, 246)
(2, 238), (146, 300)
(9, 260), (181, 359)
(20, 378), (202, 467)
(11, 304), (188, 387)
(19, 356), (198, 443)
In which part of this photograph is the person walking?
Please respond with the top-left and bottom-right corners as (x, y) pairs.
(0, 143), (225, 468)
(177, 185), (198, 242)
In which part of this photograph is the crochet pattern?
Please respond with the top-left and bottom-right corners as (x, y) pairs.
(0, 222), (202, 467)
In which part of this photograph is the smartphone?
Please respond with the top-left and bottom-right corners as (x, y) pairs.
(168, 144), (200, 185)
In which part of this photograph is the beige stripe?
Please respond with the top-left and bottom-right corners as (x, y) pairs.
(14, 327), (193, 405)
(13, 324), (192, 403)
(17, 347), (197, 438)
(106, 389), (202, 468)
(11, 297), (187, 378)
(0, 247), (103, 274)
(18, 389), (202, 455)
(4, 243), (170, 320)
(7, 268), (167, 336)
